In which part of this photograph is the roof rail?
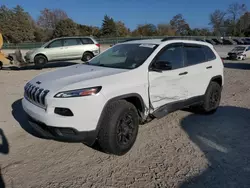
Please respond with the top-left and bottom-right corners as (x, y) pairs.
(161, 37), (205, 42)
(123, 38), (150, 42)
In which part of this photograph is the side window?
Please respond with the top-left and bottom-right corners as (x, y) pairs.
(184, 45), (206, 66)
(155, 44), (184, 69)
(202, 46), (216, 61)
(81, 38), (94, 44)
(47, 40), (63, 48)
(247, 47), (250, 51)
(63, 38), (81, 46)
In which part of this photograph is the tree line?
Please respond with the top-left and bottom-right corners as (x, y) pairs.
(0, 2), (249, 44)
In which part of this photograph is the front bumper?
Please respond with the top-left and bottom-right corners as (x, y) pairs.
(27, 114), (97, 144)
(24, 55), (33, 63)
(228, 53), (243, 60)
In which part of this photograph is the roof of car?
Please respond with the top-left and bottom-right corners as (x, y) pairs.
(123, 38), (213, 47)
(53, 36), (94, 40)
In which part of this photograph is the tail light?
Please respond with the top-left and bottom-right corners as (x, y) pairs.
(95, 44), (100, 48)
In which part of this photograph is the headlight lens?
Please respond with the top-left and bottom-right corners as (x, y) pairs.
(54, 86), (102, 98)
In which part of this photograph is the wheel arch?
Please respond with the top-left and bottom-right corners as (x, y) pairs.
(83, 51), (94, 56)
(34, 53), (48, 62)
(210, 75), (223, 87)
(92, 93), (146, 142)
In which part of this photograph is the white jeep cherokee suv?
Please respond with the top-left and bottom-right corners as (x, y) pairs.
(22, 38), (224, 155)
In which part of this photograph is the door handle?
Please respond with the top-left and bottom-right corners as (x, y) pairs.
(206, 66), (212, 69)
(179, 71), (188, 76)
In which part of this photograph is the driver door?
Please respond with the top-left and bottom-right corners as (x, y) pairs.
(149, 43), (190, 109)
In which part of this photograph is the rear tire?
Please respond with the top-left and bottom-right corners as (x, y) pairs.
(189, 82), (221, 114)
(82, 52), (94, 62)
(200, 82), (222, 114)
(97, 100), (139, 156)
(0, 61), (3, 70)
(34, 55), (47, 69)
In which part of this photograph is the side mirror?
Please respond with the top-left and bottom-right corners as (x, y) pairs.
(150, 60), (172, 72)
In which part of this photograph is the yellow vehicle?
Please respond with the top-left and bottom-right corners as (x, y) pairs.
(0, 33), (25, 70)
(0, 33), (12, 69)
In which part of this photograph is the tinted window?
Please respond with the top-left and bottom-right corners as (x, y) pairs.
(202, 46), (216, 61)
(63, 38), (81, 46)
(156, 44), (184, 69)
(81, 38), (94, 44)
(184, 45), (206, 66)
(48, 40), (63, 48)
(248, 47), (250, 51)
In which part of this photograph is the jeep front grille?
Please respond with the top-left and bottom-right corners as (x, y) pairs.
(24, 83), (50, 108)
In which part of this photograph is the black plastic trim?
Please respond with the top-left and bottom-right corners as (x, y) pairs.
(94, 93), (147, 138)
(152, 95), (204, 119)
(27, 114), (97, 145)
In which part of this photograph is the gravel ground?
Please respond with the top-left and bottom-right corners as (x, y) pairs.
(0, 59), (250, 188)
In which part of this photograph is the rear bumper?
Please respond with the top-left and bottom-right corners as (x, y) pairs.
(26, 114), (98, 145)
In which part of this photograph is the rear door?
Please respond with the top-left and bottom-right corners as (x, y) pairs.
(182, 43), (216, 97)
(149, 43), (191, 109)
(62, 38), (83, 59)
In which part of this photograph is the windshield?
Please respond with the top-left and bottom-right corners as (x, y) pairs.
(87, 43), (158, 69)
(232, 46), (245, 52)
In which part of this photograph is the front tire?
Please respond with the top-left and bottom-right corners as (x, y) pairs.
(34, 55), (47, 68)
(98, 100), (139, 155)
(0, 61), (2, 70)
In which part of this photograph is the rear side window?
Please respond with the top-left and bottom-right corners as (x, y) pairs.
(202, 46), (216, 61)
(63, 38), (81, 46)
(81, 38), (94, 44)
(184, 45), (206, 66)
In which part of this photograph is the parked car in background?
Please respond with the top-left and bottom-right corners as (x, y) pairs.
(233, 38), (245, 45)
(227, 46), (250, 60)
(24, 36), (100, 66)
(205, 39), (216, 45)
(242, 38), (250, 45)
(212, 38), (223, 45)
(222, 38), (237, 45)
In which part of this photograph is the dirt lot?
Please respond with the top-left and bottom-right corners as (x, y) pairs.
(0, 59), (250, 188)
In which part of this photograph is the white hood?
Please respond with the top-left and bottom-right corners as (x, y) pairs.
(28, 64), (128, 92)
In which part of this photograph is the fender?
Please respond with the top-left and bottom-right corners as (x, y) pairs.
(88, 93), (147, 145)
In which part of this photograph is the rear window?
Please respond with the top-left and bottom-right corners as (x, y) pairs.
(202, 46), (216, 61)
(184, 45), (206, 66)
(81, 38), (94, 44)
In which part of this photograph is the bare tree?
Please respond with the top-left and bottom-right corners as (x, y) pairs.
(157, 23), (176, 36)
(37, 8), (68, 30)
(227, 3), (247, 35)
(170, 14), (190, 35)
(209, 10), (226, 36)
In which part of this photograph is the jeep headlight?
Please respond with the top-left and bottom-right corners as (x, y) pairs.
(54, 86), (102, 98)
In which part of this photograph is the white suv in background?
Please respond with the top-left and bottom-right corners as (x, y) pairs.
(22, 38), (224, 155)
(24, 36), (100, 66)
